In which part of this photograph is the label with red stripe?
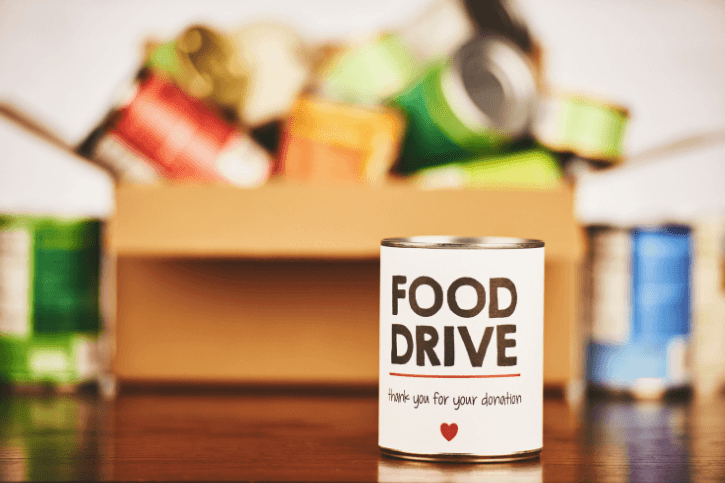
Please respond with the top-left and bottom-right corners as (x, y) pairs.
(111, 73), (236, 182)
(379, 245), (544, 456)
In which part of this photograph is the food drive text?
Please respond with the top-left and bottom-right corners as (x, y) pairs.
(391, 275), (519, 367)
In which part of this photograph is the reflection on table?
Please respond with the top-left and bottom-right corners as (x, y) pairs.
(0, 392), (723, 482)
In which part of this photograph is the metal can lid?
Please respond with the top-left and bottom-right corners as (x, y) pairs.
(381, 236), (544, 249)
(453, 35), (537, 136)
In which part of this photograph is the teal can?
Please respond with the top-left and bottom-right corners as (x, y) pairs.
(389, 35), (538, 174)
(0, 215), (101, 390)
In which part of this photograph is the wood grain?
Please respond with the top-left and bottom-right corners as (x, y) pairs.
(1, 393), (724, 482)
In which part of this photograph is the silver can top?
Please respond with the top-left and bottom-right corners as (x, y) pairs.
(450, 35), (538, 137)
(381, 236), (544, 249)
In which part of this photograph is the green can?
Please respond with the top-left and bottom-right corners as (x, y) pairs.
(0, 215), (101, 389)
(390, 35), (538, 174)
(317, 33), (420, 106)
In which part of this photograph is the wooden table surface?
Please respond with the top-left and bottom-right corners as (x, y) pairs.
(1, 390), (724, 482)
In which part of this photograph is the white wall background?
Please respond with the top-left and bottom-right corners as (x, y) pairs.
(1, 0), (724, 219)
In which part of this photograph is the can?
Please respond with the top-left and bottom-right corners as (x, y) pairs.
(586, 226), (691, 399)
(314, 33), (419, 106)
(396, 0), (534, 66)
(80, 70), (271, 187)
(691, 217), (725, 398)
(280, 95), (405, 185)
(87, 132), (160, 185)
(379, 236), (544, 462)
(0, 215), (101, 390)
(145, 25), (247, 117)
(389, 35), (537, 174)
(229, 22), (311, 127)
(111, 71), (270, 187)
(533, 93), (629, 164)
(146, 22), (311, 127)
(414, 146), (562, 190)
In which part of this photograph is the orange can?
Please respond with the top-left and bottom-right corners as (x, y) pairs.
(280, 95), (405, 185)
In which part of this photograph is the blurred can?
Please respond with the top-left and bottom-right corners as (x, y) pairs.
(86, 71), (271, 187)
(280, 95), (405, 185)
(397, 0), (533, 65)
(691, 217), (725, 399)
(390, 35), (537, 174)
(315, 0), (536, 108)
(586, 226), (692, 399)
(230, 22), (311, 127)
(396, 0), (476, 65)
(314, 33), (419, 106)
(0, 215), (101, 391)
(147, 22), (311, 129)
(534, 93), (629, 165)
(414, 147), (562, 190)
(145, 25), (247, 116)
(82, 129), (160, 185)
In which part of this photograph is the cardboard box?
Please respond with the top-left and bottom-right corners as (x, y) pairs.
(108, 182), (584, 388)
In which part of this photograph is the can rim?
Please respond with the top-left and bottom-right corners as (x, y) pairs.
(381, 236), (544, 249)
(380, 445), (542, 463)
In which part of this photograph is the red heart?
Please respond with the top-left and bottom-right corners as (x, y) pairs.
(440, 423), (458, 441)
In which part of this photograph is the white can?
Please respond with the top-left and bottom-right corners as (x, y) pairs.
(379, 237), (544, 462)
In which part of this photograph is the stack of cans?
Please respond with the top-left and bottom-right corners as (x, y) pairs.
(389, 35), (538, 175)
(0, 216), (101, 392)
(587, 226), (691, 399)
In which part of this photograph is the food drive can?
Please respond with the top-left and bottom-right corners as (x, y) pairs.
(379, 237), (544, 462)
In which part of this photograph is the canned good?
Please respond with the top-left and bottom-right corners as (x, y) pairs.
(533, 93), (629, 164)
(586, 226), (691, 399)
(314, 33), (419, 106)
(105, 71), (271, 187)
(87, 132), (160, 185)
(280, 95), (405, 185)
(390, 36), (537, 174)
(396, 0), (475, 65)
(230, 22), (311, 127)
(462, 0), (533, 54)
(414, 146), (562, 190)
(691, 218), (725, 398)
(145, 25), (247, 116)
(0, 215), (101, 389)
(397, 0), (533, 66)
(379, 237), (544, 462)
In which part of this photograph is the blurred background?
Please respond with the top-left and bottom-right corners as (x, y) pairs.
(0, 0), (725, 477)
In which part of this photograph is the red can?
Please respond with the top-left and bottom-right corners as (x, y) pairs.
(110, 72), (269, 186)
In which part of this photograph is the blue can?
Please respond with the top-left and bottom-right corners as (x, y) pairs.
(587, 226), (691, 398)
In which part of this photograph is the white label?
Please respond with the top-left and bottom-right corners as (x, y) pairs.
(379, 246), (544, 456)
(691, 218), (725, 396)
(667, 337), (689, 384)
(93, 134), (159, 184)
(28, 348), (69, 375)
(215, 134), (271, 188)
(0, 228), (31, 337)
(73, 336), (99, 380)
(590, 230), (630, 345)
